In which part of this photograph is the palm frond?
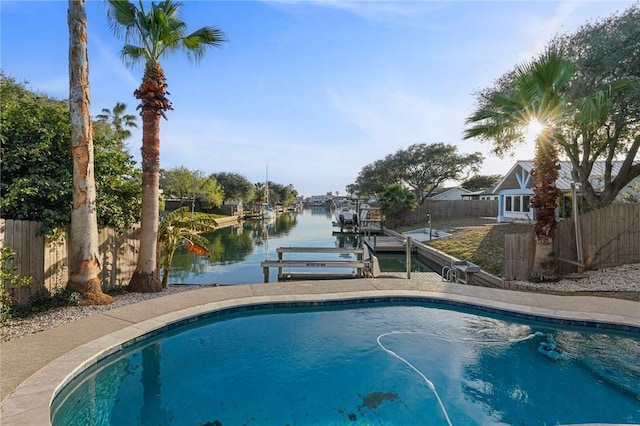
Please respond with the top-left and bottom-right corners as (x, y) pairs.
(109, 0), (227, 65)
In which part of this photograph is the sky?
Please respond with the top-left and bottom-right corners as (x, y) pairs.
(1, 0), (636, 197)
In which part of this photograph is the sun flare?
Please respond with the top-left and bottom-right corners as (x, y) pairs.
(525, 118), (545, 142)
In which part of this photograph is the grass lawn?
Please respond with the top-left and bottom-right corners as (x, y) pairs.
(395, 217), (533, 277)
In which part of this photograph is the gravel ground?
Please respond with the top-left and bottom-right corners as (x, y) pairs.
(0, 285), (201, 343)
(2, 264), (638, 343)
(506, 263), (640, 293)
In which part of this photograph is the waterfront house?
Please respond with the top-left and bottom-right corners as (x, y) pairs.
(492, 160), (639, 222)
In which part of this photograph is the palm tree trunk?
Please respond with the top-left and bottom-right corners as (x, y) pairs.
(67, 0), (112, 304)
(529, 135), (562, 281)
(128, 63), (166, 293)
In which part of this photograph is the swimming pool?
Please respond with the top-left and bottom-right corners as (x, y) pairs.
(51, 302), (640, 425)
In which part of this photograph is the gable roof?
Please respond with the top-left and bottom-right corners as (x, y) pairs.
(492, 160), (630, 193)
(430, 186), (472, 197)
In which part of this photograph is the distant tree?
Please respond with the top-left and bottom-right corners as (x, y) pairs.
(95, 101), (137, 148)
(462, 174), (502, 191)
(198, 176), (224, 210)
(107, 0), (226, 292)
(160, 166), (196, 199)
(353, 154), (402, 196)
(212, 172), (255, 202)
(273, 183), (298, 207)
(160, 167), (224, 210)
(0, 76), (141, 233)
(68, 0), (112, 303)
(345, 184), (358, 197)
(395, 143), (483, 202)
(254, 182), (266, 204)
(378, 184), (417, 217)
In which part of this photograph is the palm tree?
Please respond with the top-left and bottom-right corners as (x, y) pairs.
(68, 0), (113, 304)
(379, 183), (417, 228)
(157, 207), (216, 288)
(465, 48), (574, 281)
(96, 101), (138, 147)
(107, 0), (226, 292)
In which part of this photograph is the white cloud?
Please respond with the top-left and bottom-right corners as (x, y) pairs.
(329, 87), (462, 152)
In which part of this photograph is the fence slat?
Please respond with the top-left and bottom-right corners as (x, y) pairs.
(394, 202), (639, 281)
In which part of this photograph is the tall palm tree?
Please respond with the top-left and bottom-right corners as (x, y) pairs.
(96, 101), (138, 147)
(107, 0), (226, 292)
(68, 0), (113, 303)
(465, 48), (574, 281)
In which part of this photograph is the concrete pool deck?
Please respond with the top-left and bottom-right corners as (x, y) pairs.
(1, 278), (639, 425)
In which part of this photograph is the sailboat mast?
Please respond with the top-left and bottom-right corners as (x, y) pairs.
(265, 165), (269, 205)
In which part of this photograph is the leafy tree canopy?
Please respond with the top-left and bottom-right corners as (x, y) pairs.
(160, 166), (224, 209)
(271, 183), (298, 207)
(352, 143), (483, 201)
(352, 154), (404, 197)
(0, 75), (141, 233)
(259, 181), (299, 207)
(211, 172), (255, 203)
(396, 143), (483, 201)
(461, 174), (503, 191)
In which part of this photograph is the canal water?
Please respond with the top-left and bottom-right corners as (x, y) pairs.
(167, 206), (433, 285)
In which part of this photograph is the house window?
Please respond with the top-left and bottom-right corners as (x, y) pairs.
(505, 196), (512, 211)
(513, 196), (521, 212)
(523, 195), (531, 212)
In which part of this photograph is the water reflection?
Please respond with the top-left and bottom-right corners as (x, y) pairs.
(167, 208), (335, 285)
(167, 207), (437, 284)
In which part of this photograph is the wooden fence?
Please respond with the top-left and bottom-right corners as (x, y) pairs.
(0, 219), (140, 306)
(388, 200), (499, 227)
(504, 203), (640, 280)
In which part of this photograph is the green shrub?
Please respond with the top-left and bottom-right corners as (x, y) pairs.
(0, 246), (33, 323)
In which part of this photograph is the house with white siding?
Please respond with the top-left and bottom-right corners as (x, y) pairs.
(428, 186), (472, 201)
(492, 160), (639, 222)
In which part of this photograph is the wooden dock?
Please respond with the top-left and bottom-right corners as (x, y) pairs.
(363, 235), (413, 253)
(260, 247), (368, 282)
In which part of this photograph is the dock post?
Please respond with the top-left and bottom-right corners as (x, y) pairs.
(263, 266), (269, 283)
(405, 237), (412, 279)
(278, 251), (283, 277)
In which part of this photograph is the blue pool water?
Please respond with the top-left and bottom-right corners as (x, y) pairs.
(51, 303), (640, 425)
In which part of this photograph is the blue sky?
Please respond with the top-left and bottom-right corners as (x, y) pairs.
(1, 1), (636, 197)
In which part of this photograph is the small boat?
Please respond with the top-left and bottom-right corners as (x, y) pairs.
(261, 203), (276, 220)
(334, 199), (358, 230)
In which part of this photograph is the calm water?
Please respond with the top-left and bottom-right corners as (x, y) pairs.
(51, 304), (640, 425)
(167, 206), (432, 285)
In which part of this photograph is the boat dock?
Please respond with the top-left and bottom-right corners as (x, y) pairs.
(260, 247), (369, 282)
(363, 234), (413, 252)
(331, 201), (384, 234)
